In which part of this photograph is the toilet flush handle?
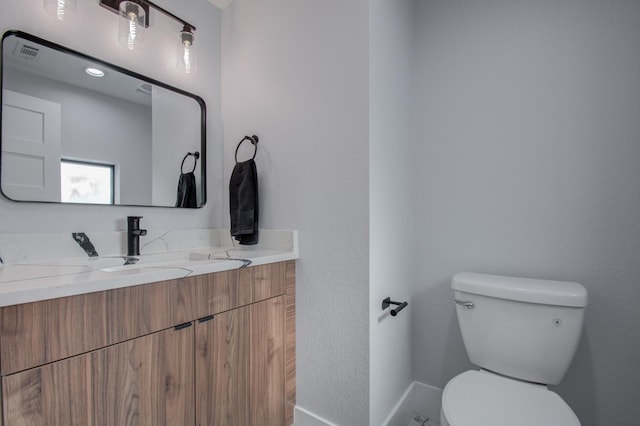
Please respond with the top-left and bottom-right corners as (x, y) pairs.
(454, 300), (474, 309)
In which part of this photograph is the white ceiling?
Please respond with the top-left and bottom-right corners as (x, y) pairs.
(4, 35), (152, 107)
(207, 0), (235, 10)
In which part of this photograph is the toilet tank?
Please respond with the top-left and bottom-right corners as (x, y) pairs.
(452, 272), (588, 385)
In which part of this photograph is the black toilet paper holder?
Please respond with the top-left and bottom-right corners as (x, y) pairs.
(382, 297), (408, 317)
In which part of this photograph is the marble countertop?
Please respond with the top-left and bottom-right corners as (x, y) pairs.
(0, 229), (298, 307)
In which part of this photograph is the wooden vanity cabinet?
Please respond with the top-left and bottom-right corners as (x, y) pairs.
(0, 261), (296, 426)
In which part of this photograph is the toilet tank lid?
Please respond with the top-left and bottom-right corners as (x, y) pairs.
(452, 272), (588, 307)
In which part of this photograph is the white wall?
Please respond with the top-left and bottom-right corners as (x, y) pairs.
(369, 0), (416, 424)
(221, 0), (370, 424)
(413, 0), (640, 425)
(4, 69), (153, 204)
(0, 0), (222, 232)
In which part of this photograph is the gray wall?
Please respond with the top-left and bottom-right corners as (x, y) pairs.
(369, 0), (416, 423)
(221, 0), (370, 424)
(413, 0), (640, 424)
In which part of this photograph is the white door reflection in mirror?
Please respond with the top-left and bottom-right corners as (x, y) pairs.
(1, 89), (61, 202)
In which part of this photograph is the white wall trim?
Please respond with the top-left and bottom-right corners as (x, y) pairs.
(381, 381), (443, 426)
(294, 405), (341, 426)
(381, 381), (416, 426)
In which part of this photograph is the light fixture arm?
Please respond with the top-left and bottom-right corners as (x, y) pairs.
(99, 0), (196, 32)
(143, 0), (196, 32)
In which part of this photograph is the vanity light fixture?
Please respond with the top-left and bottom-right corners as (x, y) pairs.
(178, 26), (197, 74)
(43, 0), (76, 21)
(99, 0), (197, 73)
(85, 67), (105, 77)
(118, 1), (145, 50)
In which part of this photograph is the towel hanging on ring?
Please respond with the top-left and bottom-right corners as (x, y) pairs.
(229, 135), (259, 245)
(176, 151), (199, 208)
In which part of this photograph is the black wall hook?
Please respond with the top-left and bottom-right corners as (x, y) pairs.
(382, 297), (408, 317)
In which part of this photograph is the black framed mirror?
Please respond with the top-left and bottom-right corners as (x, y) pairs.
(1, 30), (206, 208)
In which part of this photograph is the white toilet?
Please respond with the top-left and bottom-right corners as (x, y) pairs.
(441, 272), (588, 426)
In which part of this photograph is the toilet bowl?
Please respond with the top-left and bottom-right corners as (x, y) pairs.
(441, 370), (580, 426)
(441, 272), (588, 426)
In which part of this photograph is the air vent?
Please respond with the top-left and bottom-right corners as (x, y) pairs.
(13, 42), (41, 61)
(135, 83), (152, 96)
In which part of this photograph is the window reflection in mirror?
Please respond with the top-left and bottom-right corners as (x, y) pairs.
(60, 159), (114, 205)
(0, 31), (206, 208)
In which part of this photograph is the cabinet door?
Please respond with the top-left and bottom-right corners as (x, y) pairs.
(195, 296), (285, 426)
(2, 325), (194, 426)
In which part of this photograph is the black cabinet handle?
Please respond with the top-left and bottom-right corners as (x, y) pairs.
(198, 315), (215, 323)
(174, 322), (193, 330)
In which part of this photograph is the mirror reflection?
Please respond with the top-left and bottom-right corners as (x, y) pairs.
(1, 31), (206, 208)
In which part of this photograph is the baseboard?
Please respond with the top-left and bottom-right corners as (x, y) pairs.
(293, 382), (442, 426)
(293, 405), (340, 426)
(382, 381), (443, 426)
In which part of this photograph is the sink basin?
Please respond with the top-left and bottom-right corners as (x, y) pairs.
(96, 250), (255, 273)
(98, 251), (199, 272)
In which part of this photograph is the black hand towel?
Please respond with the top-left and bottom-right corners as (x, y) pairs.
(176, 172), (197, 208)
(229, 159), (259, 244)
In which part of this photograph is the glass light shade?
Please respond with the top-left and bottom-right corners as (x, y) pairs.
(118, 1), (145, 50)
(43, 0), (76, 21)
(178, 30), (197, 74)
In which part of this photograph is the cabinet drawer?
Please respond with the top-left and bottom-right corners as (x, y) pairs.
(175, 261), (286, 322)
(0, 278), (179, 375)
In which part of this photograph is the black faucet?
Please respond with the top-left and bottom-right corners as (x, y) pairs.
(127, 216), (147, 256)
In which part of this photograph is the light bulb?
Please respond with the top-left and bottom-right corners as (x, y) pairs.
(43, 0), (76, 21)
(178, 28), (197, 74)
(118, 1), (145, 50)
(56, 0), (66, 20)
(183, 40), (193, 73)
(127, 12), (138, 50)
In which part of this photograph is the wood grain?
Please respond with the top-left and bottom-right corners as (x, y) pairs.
(284, 260), (297, 426)
(196, 295), (286, 426)
(249, 296), (285, 425)
(92, 325), (194, 425)
(0, 302), (49, 374)
(195, 306), (248, 426)
(2, 354), (92, 425)
(0, 291), (109, 376)
(178, 270), (238, 323)
(2, 326), (194, 426)
(104, 279), (173, 345)
(238, 263), (286, 307)
(46, 292), (108, 364)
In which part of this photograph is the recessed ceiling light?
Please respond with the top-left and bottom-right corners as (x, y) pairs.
(85, 67), (105, 77)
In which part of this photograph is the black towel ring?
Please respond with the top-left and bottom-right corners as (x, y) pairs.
(235, 135), (259, 163)
(181, 151), (199, 174)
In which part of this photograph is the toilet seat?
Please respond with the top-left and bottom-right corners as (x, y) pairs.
(441, 370), (581, 426)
